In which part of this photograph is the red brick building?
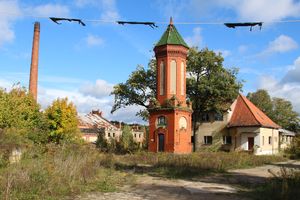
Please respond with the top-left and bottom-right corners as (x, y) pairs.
(148, 19), (193, 153)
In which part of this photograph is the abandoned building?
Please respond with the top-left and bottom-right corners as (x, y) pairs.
(195, 94), (296, 155)
(78, 110), (122, 143)
(78, 110), (145, 145)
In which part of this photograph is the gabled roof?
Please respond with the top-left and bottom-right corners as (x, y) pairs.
(78, 111), (119, 131)
(228, 94), (280, 129)
(155, 18), (188, 48)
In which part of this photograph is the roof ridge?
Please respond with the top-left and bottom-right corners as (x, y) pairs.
(239, 94), (261, 125)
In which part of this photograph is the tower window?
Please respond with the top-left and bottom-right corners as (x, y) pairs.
(160, 61), (165, 95)
(181, 61), (184, 95)
(170, 60), (177, 94)
(158, 116), (167, 126)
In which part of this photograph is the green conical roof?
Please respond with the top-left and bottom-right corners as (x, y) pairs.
(156, 21), (188, 48)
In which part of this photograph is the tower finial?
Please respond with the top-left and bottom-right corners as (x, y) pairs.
(170, 17), (173, 25)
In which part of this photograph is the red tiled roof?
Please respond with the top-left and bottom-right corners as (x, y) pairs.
(228, 94), (280, 129)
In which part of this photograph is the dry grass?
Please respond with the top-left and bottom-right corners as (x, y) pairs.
(115, 152), (287, 178)
(247, 167), (300, 200)
(0, 144), (133, 200)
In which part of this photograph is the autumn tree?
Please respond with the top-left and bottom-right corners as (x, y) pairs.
(45, 98), (80, 144)
(0, 85), (48, 144)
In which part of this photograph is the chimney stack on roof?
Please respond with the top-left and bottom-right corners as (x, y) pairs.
(91, 110), (102, 117)
(29, 22), (40, 101)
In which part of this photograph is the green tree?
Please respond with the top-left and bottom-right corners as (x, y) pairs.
(111, 60), (156, 120)
(45, 98), (80, 144)
(247, 89), (300, 132)
(272, 97), (300, 132)
(120, 125), (136, 153)
(111, 48), (242, 122)
(0, 86), (48, 144)
(247, 89), (273, 118)
(96, 128), (108, 151)
(187, 47), (242, 119)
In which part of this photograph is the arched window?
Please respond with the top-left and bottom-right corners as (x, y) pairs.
(179, 116), (187, 129)
(181, 61), (184, 95)
(157, 116), (167, 126)
(160, 61), (165, 95)
(170, 60), (177, 94)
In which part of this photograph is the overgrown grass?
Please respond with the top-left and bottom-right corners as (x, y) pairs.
(247, 168), (300, 200)
(0, 144), (134, 200)
(115, 152), (287, 179)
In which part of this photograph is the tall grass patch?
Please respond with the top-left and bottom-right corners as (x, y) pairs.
(116, 152), (287, 178)
(0, 144), (133, 200)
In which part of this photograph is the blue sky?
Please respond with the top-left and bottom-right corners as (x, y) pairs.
(1, 0), (300, 123)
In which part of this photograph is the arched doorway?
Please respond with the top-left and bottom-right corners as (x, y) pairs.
(158, 134), (165, 152)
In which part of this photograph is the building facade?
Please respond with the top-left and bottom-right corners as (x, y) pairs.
(78, 110), (122, 143)
(148, 18), (193, 153)
(195, 94), (289, 155)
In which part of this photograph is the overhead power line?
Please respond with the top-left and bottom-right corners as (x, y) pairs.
(2, 11), (300, 29)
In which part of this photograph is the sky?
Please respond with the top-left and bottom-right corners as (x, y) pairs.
(1, 0), (300, 124)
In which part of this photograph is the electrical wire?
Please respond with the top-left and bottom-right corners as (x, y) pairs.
(2, 11), (300, 25)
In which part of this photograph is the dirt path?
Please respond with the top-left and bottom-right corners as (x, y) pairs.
(76, 160), (300, 200)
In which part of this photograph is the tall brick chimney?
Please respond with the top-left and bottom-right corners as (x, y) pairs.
(29, 22), (40, 101)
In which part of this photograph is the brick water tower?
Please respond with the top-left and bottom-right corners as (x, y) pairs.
(148, 18), (192, 153)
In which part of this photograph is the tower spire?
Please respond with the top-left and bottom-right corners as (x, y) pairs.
(169, 17), (173, 25)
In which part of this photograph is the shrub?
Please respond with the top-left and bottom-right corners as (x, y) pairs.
(285, 136), (300, 159)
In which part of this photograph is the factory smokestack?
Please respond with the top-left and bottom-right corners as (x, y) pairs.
(29, 22), (40, 101)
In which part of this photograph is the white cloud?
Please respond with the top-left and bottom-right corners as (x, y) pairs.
(38, 86), (144, 124)
(163, 0), (300, 23)
(0, 0), (21, 47)
(258, 56), (300, 114)
(282, 56), (300, 83)
(85, 34), (104, 47)
(74, 0), (120, 21)
(185, 27), (202, 47)
(264, 35), (298, 54)
(214, 49), (231, 58)
(100, 0), (120, 21)
(74, 0), (96, 7)
(26, 4), (70, 17)
(259, 75), (300, 114)
(79, 79), (113, 98)
(233, 0), (300, 21)
(238, 45), (248, 54)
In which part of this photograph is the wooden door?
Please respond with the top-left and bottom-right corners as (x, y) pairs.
(158, 134), (165, 152)
(248, 137), (254, 151)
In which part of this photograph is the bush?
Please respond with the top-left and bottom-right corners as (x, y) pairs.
(286, 136), (300, 159)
